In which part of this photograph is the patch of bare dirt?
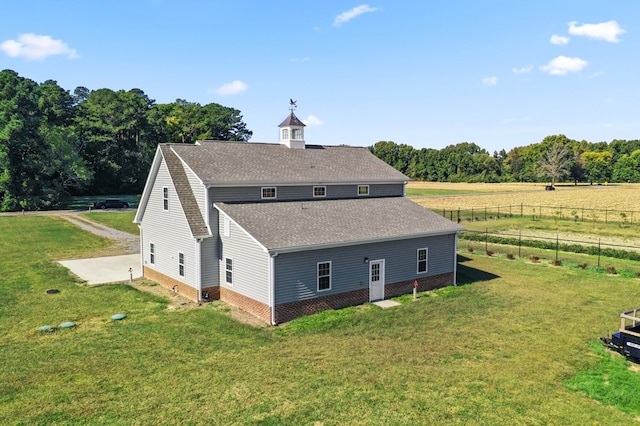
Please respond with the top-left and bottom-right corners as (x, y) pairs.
(127, 279), (268, 327)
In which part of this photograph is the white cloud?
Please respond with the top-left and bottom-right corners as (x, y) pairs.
(333, 4), (378, 27)
(482, 76), (498, 86)
(512, 66), (533, 74)
(550, 34), (570, 45)
(568, 20), (625, 43)
(303, 115), (323, 126)
(212, 80), (248, 96)
(540, 56), (588, 75)
(0, 33), (78, 60)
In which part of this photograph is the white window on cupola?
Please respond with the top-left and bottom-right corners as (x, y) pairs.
(292, 128), (302, 140)
(282, 128), (289, 140)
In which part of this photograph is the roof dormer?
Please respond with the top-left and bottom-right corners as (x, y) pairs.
(278, 100), (306, 149)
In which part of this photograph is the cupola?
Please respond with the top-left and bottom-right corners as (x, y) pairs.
(278, 99), (306, 149)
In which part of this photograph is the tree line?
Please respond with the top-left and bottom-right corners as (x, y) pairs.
(0, 69), (252, 211)
(370, 135), (640, 184)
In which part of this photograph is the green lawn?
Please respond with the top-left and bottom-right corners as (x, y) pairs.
(81, 210), (139, 235)
(1, 216), (640, 424)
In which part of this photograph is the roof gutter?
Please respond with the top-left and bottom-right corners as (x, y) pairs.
(267, 229), (464, 254)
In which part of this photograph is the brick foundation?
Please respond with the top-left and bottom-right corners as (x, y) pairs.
(143, 266), (199, 300)
(144, 266), (456, 325)
(275, 288), (370, 324)
(220, 287), (271, 323)
(274, 272), (455, 324)
(385, 272), (454, 299)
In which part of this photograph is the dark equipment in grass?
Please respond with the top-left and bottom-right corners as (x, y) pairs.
(601, 308), (640, 362)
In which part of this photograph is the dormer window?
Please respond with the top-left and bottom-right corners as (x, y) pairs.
(262, 187), (277, 199)
(358, 185), (369, 196)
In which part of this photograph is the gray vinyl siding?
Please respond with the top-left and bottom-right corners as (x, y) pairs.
(210, 183), (404, 203)
(140, 160), (198, 288)
(218, 211), (270, 304)
(274, 234), (456, 304)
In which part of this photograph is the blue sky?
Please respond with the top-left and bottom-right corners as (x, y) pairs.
(1, 1), (638, 153)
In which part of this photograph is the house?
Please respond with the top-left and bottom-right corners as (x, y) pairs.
(134, 110), (464, 324)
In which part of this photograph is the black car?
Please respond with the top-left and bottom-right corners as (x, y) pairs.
(93, 199), (130, 209)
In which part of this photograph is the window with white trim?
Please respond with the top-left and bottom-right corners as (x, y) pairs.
(261, 187), (276, 199)
(225, 258), (233, 284)
(357, 185), (369, 196)
(178, 252), (185, 277)
(292, 128), (302, 139)
(281, 128), (289, 140)
(223, 216), (230, 237)
(417, 248), (428, 274)
(163, 186), (169, 211)
(313, 186), (326, 197)
(317, 261), (331, 291)
(149, 243), (155, 265)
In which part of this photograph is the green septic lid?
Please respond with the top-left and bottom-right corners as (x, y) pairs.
(37, 325), (55, 332)
(59, 321), (76, 329)
(111, 313), (126, 321)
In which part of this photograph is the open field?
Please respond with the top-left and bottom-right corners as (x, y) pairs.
(2, 215), (640, 424)
(408, 182), (640, 212)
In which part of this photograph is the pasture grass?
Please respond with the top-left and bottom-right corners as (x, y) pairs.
(2, 216), (640, 424)
(461, 215), (640, 239)
(405, 188), (476, 196)
(411, 182), (640, 212)
(81, 210), (138, 235)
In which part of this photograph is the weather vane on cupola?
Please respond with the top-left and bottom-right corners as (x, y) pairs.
(289, 98), (297, 113)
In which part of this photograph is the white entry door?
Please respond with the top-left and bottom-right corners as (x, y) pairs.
(369, 260), (385, 302)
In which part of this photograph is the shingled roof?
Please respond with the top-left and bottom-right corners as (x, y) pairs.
(169, 141), (409, 185)
(161, 145), (210, 238)
(216, 197), (463, 252)
(278, 112), (306, 127)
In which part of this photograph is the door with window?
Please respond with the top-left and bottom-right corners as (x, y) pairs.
(369, 259), (385, 301)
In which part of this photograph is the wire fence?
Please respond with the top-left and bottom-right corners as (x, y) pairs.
(439, 204), (640, 226)
(460, 229), (640, 266)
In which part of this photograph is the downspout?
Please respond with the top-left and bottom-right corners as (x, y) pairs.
(196, 238), (202, 303)
(139, 225), (144, 277)
(270, 252), (278, 325)
(453, 233), (458, 286)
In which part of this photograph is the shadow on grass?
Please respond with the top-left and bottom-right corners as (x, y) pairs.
(457, 263), (500, 285)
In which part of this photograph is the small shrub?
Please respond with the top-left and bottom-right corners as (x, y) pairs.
(486, 250), (494, 257)
(607, 266), (617, 275)
(468, 247), (474, 253)
(530, 256), (540, 263)
(553, 260), (562, 267)
(506, 253), (514, 260)
(578, 263), (588, 270)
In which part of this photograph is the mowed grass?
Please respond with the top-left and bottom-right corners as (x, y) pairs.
(81, 210), (139, 235)
(2, 217), (640, 424)
(409, 182), (640, 212)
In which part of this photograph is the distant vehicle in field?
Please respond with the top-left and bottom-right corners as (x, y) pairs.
(545, 185), (555, 191)
(93, 199), (130, 209)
